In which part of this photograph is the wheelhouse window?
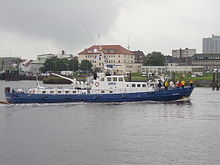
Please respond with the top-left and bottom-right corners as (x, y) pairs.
(50, 91), (54, 94)
(107, 77), (111, 81)
(101, 91), (105, 93)
(119, 77), (123, 81)
(109, 91), (113, 93)
(100, 78), (104, 81)
(42, 91), (46, 94)
(65, 91), (69, 94)
(113, 77), (117, 81)
(142, 84), (146, 87)
(137, 84), (141, 87)
(73, 91), (76, 93)
(58, 91), (62, 93)
(132, 84), (136, 87)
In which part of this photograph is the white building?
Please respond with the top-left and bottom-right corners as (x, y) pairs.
(142, 65), (204, 74)
(172, 48), (196, 58)
(37, 50), (74, 62)
(203, 34), (220, 53)
(78, 45), (142, 74)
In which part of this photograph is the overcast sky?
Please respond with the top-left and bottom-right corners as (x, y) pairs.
(0, 0), (220, 59)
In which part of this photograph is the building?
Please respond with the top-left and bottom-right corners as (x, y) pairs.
(19, 59), (33, 73)
(37, 50), (74, 62)
(165, 56), (192, 66)
(142, 65), (204, 74)
(37, 53), (56, 62)
(172, 48), (196, 58)
(131, 50), (145, 63)
(192, 53), (220, 70)
(203, 34), (220, 53)
(78, 45), (142, 74)
(0, 57), (21, 72)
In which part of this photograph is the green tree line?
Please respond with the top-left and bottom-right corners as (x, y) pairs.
(143, 51), (165, 66)
(40, 57), (92, 73)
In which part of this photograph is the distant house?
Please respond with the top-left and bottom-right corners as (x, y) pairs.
(37, 50), (75, 62)
(0, 57), (21, 72)
(19, 59), (33, 73)
(131, 50), (145, 63)
(78, 45), (142, 74)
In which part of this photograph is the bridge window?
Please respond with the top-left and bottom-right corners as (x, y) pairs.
(50, 91), (54, 94)
(132, 84), (136, 87)
(58, 91), (61, 93)
(137, 84), (141, 87)
(42, 91), (46, 94)
(100, 78), (104, 81)
(113, 77), (117, 81)
(119, 77), (123, 81)
(101, 91), (105, 93)
(107, 77), (111, 81)
(142, 84), (146, 87)
(109, 91), (113, 93)
(65, 91), (69, 94)
(73, 91), (76, 93)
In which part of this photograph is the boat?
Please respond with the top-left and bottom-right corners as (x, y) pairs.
(4, 72), (194, 104)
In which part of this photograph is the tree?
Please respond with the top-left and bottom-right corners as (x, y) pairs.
(40, 57), (69, 73)
(79, 60), (92, 71)
(68, 58), (79, 71)
(143, 51), (165, 66)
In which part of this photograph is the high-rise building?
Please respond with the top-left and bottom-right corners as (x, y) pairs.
(203, 34), (220, 53)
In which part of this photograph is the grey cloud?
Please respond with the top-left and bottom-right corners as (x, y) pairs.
(0, 0), (121, 49)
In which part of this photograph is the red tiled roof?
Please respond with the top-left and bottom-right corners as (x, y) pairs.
(78, 45), (133, 55)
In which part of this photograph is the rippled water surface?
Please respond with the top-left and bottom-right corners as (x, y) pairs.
(0, 81), (220, 165)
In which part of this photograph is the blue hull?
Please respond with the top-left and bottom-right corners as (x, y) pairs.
(5, 86), (194, 104)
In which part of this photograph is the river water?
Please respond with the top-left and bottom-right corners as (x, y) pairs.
(0, 81), (220, 165)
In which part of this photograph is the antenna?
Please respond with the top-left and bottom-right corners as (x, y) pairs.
(78, 16), (95, 43)
(98, 33), (102, 51)
(127, 38), (130, 50)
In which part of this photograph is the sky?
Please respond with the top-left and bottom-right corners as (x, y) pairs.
(0, 0), (220, 59)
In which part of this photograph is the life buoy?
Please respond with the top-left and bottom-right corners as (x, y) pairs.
(95, 82), (100, 87)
